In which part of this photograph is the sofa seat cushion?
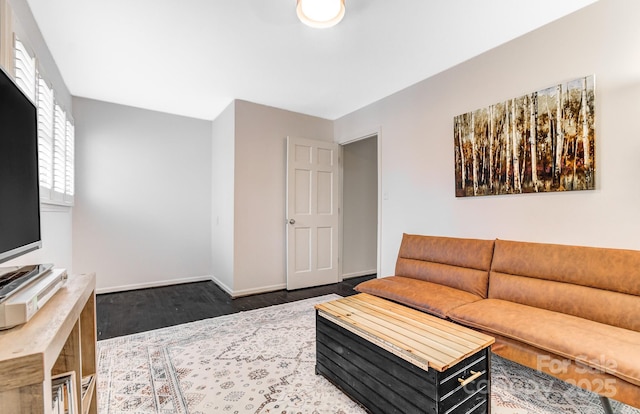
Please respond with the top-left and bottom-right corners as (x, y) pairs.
(354, 276), (483, 319)
(448, 299), (640, 387)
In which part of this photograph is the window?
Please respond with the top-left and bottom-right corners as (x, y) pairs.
(14, 37), (74, 205)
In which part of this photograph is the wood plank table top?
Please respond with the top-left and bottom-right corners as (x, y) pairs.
(315, 293), (494, 372)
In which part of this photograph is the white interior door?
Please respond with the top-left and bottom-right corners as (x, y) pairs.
(286, 136), (340, 290)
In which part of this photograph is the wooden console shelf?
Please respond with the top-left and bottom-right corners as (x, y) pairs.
(0, 273), (97, 414)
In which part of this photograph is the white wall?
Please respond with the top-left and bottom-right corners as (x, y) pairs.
(232, 100), (333, 295)
(342, 136), (378, 278)
(2, 0), (73, 271)
(334, 0), (640, 278)
(4, 205), (73, 271)
(211, 102), (235, 292)
(72, 97), (213, 292)
(11, 0), (637, 295)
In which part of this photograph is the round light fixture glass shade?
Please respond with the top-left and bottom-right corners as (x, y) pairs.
(296, 0), (345, 28)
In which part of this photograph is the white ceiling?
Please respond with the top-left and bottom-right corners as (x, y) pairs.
(26, 0), (597, 121)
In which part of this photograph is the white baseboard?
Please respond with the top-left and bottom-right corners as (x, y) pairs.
(96, 275), (215, 294)
(209, 274), (233, 295)
(97, 273), (355, 298)
(341, 269), (377, 279)
(230, 283), (287, 298)
(209, 274), (286, 298)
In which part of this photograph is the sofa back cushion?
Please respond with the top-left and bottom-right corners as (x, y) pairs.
(489, 239), (640, 331)
(395, 234), (495, 298)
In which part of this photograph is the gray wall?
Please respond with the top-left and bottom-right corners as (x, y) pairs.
(335, 0), (640, 278)
(70, 97), (334, 295)
(232, 100), (334, 295)
(211, 101), (235, 293)
(342, 136), (378, 278)
(72, 97), (213, 292)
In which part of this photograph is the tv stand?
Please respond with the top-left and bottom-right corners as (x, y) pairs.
(0, 273), (97, 413)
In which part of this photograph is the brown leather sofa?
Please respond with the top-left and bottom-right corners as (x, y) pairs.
(355, 233), (640, 412)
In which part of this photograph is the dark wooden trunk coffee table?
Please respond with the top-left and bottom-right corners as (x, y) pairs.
(315, 293), (495, 414)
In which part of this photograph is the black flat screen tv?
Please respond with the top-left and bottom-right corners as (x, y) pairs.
(0, 65), (41, 265)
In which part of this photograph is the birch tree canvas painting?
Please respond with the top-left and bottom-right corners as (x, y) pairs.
(454, 75), (595, 197)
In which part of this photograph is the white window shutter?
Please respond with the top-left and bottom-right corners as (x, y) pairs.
(13, 38), (36, 101)
(53, 104), (67, 198)
(65, 120), (75, 200)
(14, 37), (75, 206)
(37, 76), (54, 193)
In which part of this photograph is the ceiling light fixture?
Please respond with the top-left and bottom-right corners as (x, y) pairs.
(296, 0), (345, 29)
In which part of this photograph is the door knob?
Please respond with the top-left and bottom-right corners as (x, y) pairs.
(289, 219), (296, 225)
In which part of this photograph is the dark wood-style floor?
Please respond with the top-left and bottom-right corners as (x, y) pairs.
(96, 275), (375, 340)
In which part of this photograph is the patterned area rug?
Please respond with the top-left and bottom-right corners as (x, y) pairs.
(98, 295), (640, 414)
